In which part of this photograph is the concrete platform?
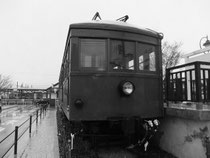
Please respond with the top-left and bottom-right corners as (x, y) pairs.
(16, 108), (59, 158)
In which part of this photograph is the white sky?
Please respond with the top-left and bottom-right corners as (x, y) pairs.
(0, 0), (210, 89)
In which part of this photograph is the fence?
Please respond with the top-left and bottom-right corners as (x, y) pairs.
(166, 61), (210, 103)
(0, 106), (47, 157)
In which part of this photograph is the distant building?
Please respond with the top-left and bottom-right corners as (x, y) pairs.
(0, 88), (46, 99)
(45, 82), (58, 99)
(0, 82), (59, 100)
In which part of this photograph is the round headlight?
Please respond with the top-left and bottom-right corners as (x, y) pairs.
(122, 81), (134, 95)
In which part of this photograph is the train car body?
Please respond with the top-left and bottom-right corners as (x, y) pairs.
(59, 19), (163, 150)
(59, 20), (163, 120)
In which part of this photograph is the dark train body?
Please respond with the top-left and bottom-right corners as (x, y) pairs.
(58, 19), (164, 149)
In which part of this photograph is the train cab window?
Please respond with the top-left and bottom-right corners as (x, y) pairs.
(110, 40), (135, 71)
(80, 39), (106, 71)
(137, 43), (156, 71)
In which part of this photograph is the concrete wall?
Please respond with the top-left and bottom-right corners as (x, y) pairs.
(159, 116), (210, 158)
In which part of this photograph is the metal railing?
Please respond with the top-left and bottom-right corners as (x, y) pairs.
(166, 61), (210, 103)
(0, 106), (47, 157)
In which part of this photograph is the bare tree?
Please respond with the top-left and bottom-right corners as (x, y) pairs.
(162, 41), (183, 78)
(0, 74), (13, 91)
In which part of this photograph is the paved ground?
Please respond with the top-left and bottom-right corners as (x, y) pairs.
(2, 104), (18, 110)
(0, 104), (40, 158)
(16, 108), (59, 158)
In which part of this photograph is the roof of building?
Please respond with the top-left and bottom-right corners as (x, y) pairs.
(183, 46), (210, 58)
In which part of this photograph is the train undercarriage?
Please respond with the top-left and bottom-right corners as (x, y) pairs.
(65, 116), (160, 157)
(57, 107), (178, 158)
(70, 118), (159, 148)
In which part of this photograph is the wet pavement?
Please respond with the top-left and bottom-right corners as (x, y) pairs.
(0, 105), (38, 141)
(17, 108), (59, 158)
(0, 105), (39, 157)
(0, 105), (59, 158)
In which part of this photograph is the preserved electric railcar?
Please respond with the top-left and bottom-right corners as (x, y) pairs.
(59, 15), (163, 150)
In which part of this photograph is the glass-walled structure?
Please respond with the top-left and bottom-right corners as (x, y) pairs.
(166, 61), (210, 103)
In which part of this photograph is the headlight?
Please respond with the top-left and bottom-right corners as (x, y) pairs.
(119, 81), (135, 96)
(121, 81), (134, 96)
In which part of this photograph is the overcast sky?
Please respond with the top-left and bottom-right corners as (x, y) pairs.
(0, 0), (210, 89)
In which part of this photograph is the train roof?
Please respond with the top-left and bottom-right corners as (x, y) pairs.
(69, 20), (163, 39)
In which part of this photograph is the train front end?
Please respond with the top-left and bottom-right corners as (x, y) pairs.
(61, 21), (163, 121)
(59, 20), (163, 149)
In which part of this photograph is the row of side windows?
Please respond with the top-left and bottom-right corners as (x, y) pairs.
(80, 39), (157, 72)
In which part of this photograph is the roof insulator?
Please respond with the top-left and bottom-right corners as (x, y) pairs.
(92, 12), (102, 20)
(116, 15), (129, 22)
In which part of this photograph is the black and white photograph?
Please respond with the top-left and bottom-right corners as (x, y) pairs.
(0, 0), (210, 157)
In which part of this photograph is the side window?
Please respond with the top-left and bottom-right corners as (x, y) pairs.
(110, 40), (135, 71)
(80, 39), (106, 71)
(137, 43), (156, 71)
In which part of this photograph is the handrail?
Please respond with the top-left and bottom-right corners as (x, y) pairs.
(0, 105), (47, 157)
(19, 118), (30, 128)
(0, 130), (15, 144)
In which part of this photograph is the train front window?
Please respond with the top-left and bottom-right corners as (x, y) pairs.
(110, 40), (135, 71)
(137, 43), (156, 71)
(80, 39), (106, 71)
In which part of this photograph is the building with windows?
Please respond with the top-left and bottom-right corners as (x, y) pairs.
(0, 83), (58, 100)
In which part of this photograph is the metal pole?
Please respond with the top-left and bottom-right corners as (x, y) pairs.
(29, 115), (32, 135)
(14, 126), (18, 155)
(40, 108), (42, 119)
(45, 105), (47, 116)
(36, 110), (38, 124)
(206, 137), (210, 158)
(41, 107), (43, 118)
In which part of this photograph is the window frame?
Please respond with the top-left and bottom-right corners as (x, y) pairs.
(109, 39), (136, 72)
(136, 42), (158, 73)
(79, 38), (108, 71)
(77, 37), (159, 74)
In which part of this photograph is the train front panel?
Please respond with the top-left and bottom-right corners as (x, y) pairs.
(69, 73), (162, 120)
(60, 21), (163, 121)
